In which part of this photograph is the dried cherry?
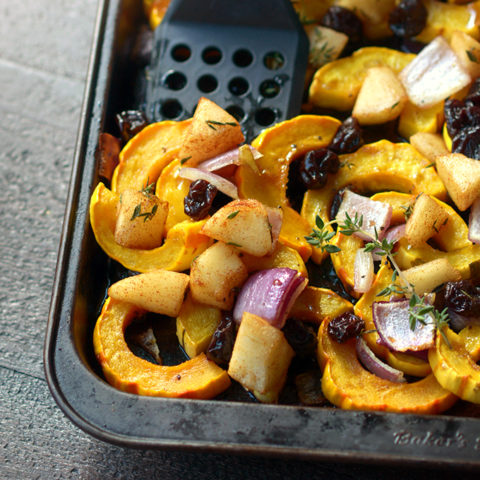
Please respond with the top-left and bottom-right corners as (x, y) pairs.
(321, 6), (363, 50)
(389, 0), (427, 38)
(282, 318), (318, 358)
(328, 117), (364, 155)
(298, 148), (339, 189)
(116, 110), (149, 142)
(435, 280), (480, 317)
(206, 312), (237, 366)
(184, 179), (218, 220)
(328, 312), (365, 343)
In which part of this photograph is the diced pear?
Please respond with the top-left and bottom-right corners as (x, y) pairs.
(114, 189), (168, 249)
(450, 30), (480, 78)
(405, 193), (449, 246)
(108, 270), (189, 316)
(179, 97), (244, 167)
(402, 258), (462, 296)
(190, 241), (248, 309)
(435, 153), (480, 211)
(409, 132), (449, 163)
(228, 312), (295, 403)
(201, 199), (275, 256)
(305, 25), (348, 69)
(353, 66), (407, 125)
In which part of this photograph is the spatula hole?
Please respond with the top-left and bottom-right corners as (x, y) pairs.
(202, 47), (222, 65)
(161, 99), (183, 119)
(255, 107), (276, 126)
(163, 71), (187, 90)
(226, 105), (245, 122)
(264, 51), (284, 70)
(233, 49), (253, 67)
(171, 44), (191, 62)
(197, 74), (218, 93)
(228, 77), (249, 96)
(259, 79), (280, 98)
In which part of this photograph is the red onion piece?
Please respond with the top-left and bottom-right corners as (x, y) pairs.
(356, 337), (406, 383)
(354, 248), (374, 293)
(233, 268), (308, 329)
(178, 167), (238, 199)
(372, 297), (436, 352)
(372, 223), (405, 261)
(197, 146), (262, 172)
(469, 197), (480, 244)
(336, 190), (392, 241)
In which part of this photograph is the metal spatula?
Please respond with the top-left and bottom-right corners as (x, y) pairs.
(145, 0), (309, 140)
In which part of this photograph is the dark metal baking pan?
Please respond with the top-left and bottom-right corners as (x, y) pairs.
(44, 0), (480, 467)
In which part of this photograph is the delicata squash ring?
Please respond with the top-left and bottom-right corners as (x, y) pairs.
(317, 318), (458, 414)
(89, 182), (213, 272)
(93, 298), (231, 398)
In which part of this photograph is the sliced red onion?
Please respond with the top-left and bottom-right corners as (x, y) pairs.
(178, 167), (238, 199)
(372, 223), (405, 261)
(447, 309), (480, 332)
(266, 206), (283, 251)
(372, 297), (436, 352)
(356, 337), (406, 383)
(354, 248), (374, 293)
(469, 197), (480, 244)
(336, 190), (392, 241)
(399, 36), (471, 108)
(197, 146), (262, 172)
(233, 268), (308, 329)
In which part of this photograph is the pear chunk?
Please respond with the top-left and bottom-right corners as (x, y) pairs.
(228, 312), (294, 403)
(409, 132), (448, 163)
(435, 153), (480, 211)
(114, 188), (168, 249)
(201, 199), (278, 256)
(405, 193), (449, 246)
(108, 270), (189, 316)
(179, 97), (244, 167)
(353, 66), (407, 125)
(450, 30), (480, 79)
(189, 241), (248, 309)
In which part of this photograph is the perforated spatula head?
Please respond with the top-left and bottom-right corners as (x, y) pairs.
(145, 0), (309, 140)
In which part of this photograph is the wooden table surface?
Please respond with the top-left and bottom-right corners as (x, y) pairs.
(1, 0), (478, 478)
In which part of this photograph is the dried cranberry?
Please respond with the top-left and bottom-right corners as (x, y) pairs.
(389, 0), (427, 38)
(465, 78), (480, 107)
(184, 179), (218, 220)
(328, 312), (365, 343)
(321, 6), (363, 49)
(451, 127), (480, 160)
(282, 318), (318, 358)
(328, 117), (364, 155)
(116, 110), (149, 142)
(206, 312), (237, 366)
(298, 148), (339, 189)
(435, 280), (480, 317)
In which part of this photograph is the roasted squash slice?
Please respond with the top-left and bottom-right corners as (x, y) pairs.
(111, 120), (191, 194)
(301, 140), (447, 264)
(308, 47), (415, 111)
(89, 182), (212, 272)
(398, 101), (444, 140)
(155, 158), (191, 232)
(429, 327), (480, 404)
(93, 297), (231, 398)
(354, 264), (432, 377)
(290, 286), (353, 324)
(318, 319), (458, 414)
(235, 115), (341, 207)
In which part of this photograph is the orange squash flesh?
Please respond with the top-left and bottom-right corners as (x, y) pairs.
(112, 119), (191, 194)
(429, 327), (480, 404)
(89, 182), (213, 272)
(93, 298), (231, 398)
(318, 319), (458, 414)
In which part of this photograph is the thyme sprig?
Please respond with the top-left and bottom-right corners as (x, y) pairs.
(205, 119), (238, 130)
(131, 203), (158, 222)
(305, 213), (451, 343)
